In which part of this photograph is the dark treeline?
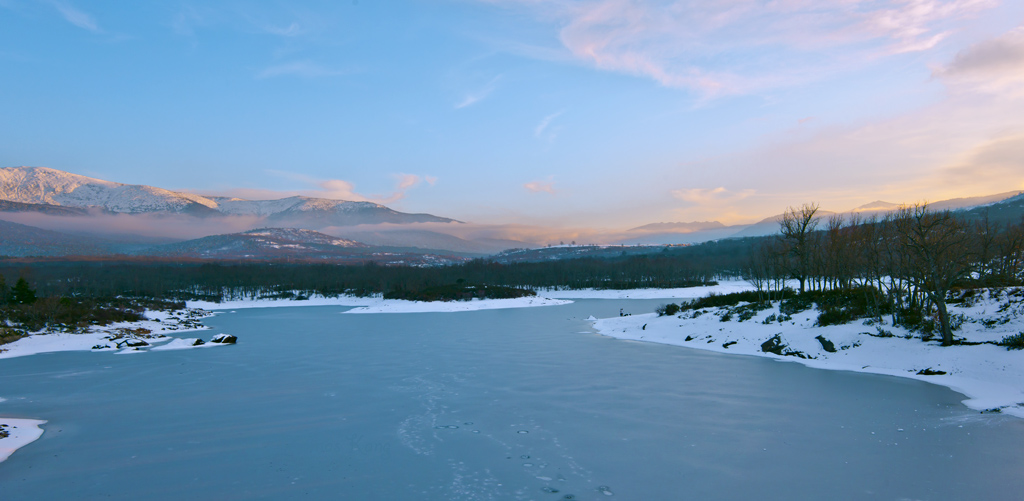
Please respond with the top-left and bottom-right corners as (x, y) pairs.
(0, 273), (182, 336)
(0, 249), (727, 303)
(747, 203), (1024, 346)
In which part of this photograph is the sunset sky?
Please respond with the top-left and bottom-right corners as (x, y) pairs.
(2, 0), (1023, 229)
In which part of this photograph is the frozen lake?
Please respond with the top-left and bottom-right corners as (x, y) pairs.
(2, 299), (1024, 499)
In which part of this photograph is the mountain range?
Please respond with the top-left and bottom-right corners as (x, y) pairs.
(1, 166), (1023, 259)
(0, 167), (457, 226)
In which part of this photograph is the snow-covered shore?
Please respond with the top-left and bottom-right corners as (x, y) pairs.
(184, 280), (756, 311)
(187, 295), (381, 310)
(189, 294), (572, 313)
(1, 293), (577, 360)
(0, 308), (216, 360)
(538, 280), (755, 299)
(593, 288), (1024, 418)
(0, 418), (46, 464)
(343, 296), (570, 314)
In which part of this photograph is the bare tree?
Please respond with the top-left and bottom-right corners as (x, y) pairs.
(778, 202), (820, 293)
(993, 216), (1024, 285)
(894, 204), (975, 346)
(973, 211), (998, 285)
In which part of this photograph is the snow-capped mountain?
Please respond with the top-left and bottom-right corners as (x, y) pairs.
(0, 166), (219, 214)
(0, 166), (457, 225)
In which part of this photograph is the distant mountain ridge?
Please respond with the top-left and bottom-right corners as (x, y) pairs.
(628, 221), (725, 233)
(0, 219), (122, 257)
(0, 166), (457, 226)
(147, 227), (369, 260)
(624, 191), (1024, 244)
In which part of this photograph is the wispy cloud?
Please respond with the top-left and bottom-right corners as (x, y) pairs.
(257, 21), (304, 37)
(534, 110), (564, 140)
(171, 6), (315, 40)
(934, 24), (1024, 97)
(257, 60), (348, 79)
(480, 0), (996, 96)
(939, 133), (1024, 187)
(258, 170), (433, 204)
(671, 187), (755, 206)
(171, 6), (204, 37)
(524, 177), (556, 194)
(51, 1), (100, 33)
(456, 75), (502, 109)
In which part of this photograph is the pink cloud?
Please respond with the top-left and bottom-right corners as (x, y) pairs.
(524, 179), (556, 194)
(671, 187), (755, 205)
(480, 0), (996, 96)
(205, 170), (435, 204)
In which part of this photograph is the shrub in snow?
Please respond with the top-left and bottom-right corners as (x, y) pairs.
(780, 295), (812, 315)
(896, 307), (935, 334)
(999, 333), (1024, 350)
(816, 307), (854, 326)
(681, 290), (764, 310)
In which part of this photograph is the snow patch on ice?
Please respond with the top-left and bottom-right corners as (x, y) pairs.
(0, 418), (46, 464)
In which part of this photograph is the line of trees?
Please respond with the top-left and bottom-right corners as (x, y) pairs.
(0, 251), (723, 303)
(747, 203), (1024, 346)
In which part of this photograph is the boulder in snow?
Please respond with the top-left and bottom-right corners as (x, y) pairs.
(210, 334), (237, 344)
(815, 335), (837, 353)
(117, 339), (149, 348)
(760, 334), (810, 359)
(761, 334), (787, 355)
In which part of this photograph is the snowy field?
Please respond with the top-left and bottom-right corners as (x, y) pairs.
(594, 287), (1024, 418)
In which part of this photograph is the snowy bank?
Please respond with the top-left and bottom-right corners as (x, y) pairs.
(344, 296), (571, 314)
(186, 292), (572, 314)
(593, 289), (1024, 418)
(0, 418), (46, 463)
(0, 308), (217, 360)
(185, 281), (754, 310)
(187, 294), (381, 310)
(538, 280), (756, 299)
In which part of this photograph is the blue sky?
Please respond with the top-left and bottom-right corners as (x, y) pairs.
(2, 0), (1023, 229)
